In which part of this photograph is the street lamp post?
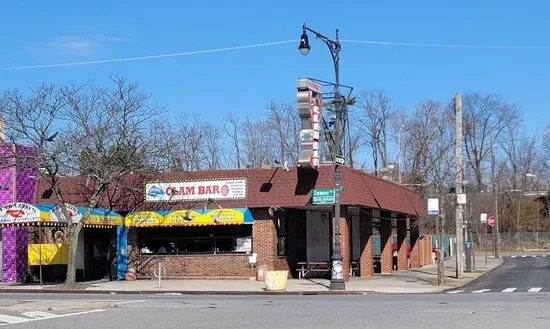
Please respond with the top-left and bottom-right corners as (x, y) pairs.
(299, 23), (345, 290)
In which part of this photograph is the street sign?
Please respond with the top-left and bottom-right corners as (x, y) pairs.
(427, 198), (439, 216)
(312, 189), (335, 205)
(488, 215), (495, 227)
(334, 155), (345, 166)
(480, 213), (487, 223)
(457, 193), (467, 205)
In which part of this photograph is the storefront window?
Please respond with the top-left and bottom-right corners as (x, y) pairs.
(139, 225), (252, 255)
(277, 215), (287, 256)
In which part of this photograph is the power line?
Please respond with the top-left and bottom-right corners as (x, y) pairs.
(341, 39), (550, 50)
(0, 40), (295, 71)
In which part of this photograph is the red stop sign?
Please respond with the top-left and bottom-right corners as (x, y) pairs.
(488, 215), (496, 227)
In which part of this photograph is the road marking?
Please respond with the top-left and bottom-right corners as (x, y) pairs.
(447, 290), (464, 294)
(531, 255), (538, 258)
(501, 288), (517, 293)
(472, 289), (491, 293)
(0, 314), (29, 324)
(510, 256), (517, 258)
(0, 309), (105, 326)
(528, 287), (542, 293)
(112, 300), (146, 305)
(21, 311), (56, 319)
(521, 255), (527, 258)
(543, 255), (547, 257)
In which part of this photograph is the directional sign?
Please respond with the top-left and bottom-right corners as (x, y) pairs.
(312, 189), (335, 205)
(488, 215), (495, 227)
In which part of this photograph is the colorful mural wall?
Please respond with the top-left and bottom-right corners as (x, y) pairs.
(0, 144), (38, 283)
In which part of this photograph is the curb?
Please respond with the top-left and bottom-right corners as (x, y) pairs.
(0, 288), (383, 296)
(441, 260), (505, 293)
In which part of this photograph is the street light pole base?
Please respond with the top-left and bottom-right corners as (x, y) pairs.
(329, 279), (346, 290)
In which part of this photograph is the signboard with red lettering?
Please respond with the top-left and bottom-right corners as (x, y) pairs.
(0, 202), (41, 224)
(145, 179), (247, 202)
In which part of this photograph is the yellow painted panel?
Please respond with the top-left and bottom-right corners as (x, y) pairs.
(28, 243), (68, 265)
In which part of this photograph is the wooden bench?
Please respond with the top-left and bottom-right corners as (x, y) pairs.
(296, 261), (331, 279)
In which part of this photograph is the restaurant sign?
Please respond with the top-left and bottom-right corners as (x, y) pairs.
(145, 179), (247, 202)
(0, 203), (42, 224)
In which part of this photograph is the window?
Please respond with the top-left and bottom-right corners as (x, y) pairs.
(276, 214), (287, 256)
(139, 225), (252, 255)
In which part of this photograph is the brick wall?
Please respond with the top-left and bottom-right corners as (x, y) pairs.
(136, 254), (255, 279)
(359, 209), (374, 278)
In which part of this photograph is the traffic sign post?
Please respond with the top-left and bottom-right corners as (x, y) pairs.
(488, 215), (496, 227)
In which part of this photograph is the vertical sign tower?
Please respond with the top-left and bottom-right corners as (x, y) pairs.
(297, 78), (323, 169)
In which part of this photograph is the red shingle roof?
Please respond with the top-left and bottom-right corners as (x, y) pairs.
(34, 165), (426, 217)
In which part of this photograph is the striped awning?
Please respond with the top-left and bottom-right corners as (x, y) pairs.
(125, 208), (254, 227)
(0, 202), (123, 227)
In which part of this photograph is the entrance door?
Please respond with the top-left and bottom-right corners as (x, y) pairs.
(84, 228), (116, 281)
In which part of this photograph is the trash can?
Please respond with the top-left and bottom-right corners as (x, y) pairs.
(264, 270), (289, 291)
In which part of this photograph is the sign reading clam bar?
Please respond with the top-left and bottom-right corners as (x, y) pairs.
(145, 179), (247, 202)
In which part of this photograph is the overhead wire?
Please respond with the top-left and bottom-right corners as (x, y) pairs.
(0, 40), (296, 71)
(2, 38), (550, 71)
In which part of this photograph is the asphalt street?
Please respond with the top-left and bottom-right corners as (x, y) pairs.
(0, 293), (548, 328)
(0, 253), (549, 328)
(449, 253), (550, 294)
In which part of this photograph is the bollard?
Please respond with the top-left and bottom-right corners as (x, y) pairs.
(154, 261), (167, 289)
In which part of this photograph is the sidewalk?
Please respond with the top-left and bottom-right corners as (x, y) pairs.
(0, 254), (502, 295)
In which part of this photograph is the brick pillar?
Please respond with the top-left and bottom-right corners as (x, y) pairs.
(410, 217), (421, 268)
(252, 209), (277, 272)
(397, 216), (408, 271)
(359, 208), (373, 278)
(380, 212), (392, 274)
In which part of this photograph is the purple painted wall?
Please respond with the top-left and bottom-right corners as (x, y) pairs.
(1, 144), (37, 283)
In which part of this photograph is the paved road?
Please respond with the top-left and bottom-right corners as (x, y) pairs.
(0, 293), (549, 328)
(448, 254), (550, 294)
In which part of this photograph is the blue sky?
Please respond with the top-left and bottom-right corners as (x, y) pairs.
(1, 0), (549, 138)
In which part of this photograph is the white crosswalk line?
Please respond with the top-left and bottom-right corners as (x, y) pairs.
(528, 287), (542, 293)
(472, 289), (491, 293)
(531, 255), (537, 258)
(447, 290), (464, 294)
(501, 288), (517, 293)
(511, 256), (517, 258)
(521, 255), (527, 258)
(0, 314), (30, 324)
(21, 311), (56, 319)
(543, 255), (547, 257)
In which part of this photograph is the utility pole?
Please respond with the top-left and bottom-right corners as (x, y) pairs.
(490, 131), (500, 258)
(454, 93), (464, 279)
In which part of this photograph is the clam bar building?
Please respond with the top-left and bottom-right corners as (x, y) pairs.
(36, 166), (427, 281)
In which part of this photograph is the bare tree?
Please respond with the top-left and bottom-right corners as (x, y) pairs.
(242, 116), (273, 167)
(266, 100), (300, 164)
(223, 113), (242, 169)
(462, 92), (519, 191)
(356, 89), (395, 172)
(201, 122), (222, 170)
(401, 100), (455, 193)
(173, 113), (205, 171)
(0, 77), (165, 285)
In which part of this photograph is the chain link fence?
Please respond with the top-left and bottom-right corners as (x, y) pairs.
(470, 231), (550, 252)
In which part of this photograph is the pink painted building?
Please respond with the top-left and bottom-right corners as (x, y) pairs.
(0, 143), (38, 283)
